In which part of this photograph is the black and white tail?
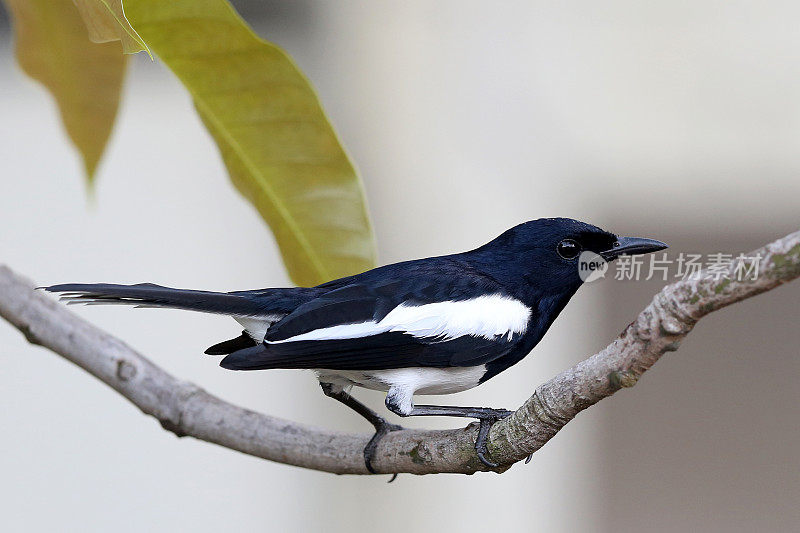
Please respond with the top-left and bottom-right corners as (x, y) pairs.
(42, 283), (288, 348)
(43, 283), (271, 315)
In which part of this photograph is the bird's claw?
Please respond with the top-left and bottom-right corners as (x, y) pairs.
(474, 409), (514, 468)
(364, 421), (404, 479)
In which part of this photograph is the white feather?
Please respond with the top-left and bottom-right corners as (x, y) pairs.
(316, 366), (487, 394)
(315, 366), (489, 415)
(268, 294), (531, 344)
(234, 315), (283, 342)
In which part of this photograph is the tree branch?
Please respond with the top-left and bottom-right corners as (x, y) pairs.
(1, 231), (798, 475)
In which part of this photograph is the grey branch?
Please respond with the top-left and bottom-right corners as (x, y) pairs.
(1, 231), (799, 475)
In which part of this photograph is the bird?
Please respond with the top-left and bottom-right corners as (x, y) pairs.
(43, 217), (667, 474)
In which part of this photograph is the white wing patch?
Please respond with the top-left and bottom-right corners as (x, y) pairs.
(267, 294), (531, 344)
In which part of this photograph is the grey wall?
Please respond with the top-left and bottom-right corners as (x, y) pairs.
(595, 227), (800, 533)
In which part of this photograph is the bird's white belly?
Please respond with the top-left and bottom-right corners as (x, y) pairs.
(315, 366), (487, 395)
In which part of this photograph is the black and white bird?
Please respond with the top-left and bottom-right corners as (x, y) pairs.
(44, 218), (666, 472)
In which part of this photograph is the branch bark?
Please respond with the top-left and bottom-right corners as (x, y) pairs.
(1, 231), (798, 475)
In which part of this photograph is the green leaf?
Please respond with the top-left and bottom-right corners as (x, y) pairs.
(72, 0), (151, 57)
(3, 0), (127, 184)
(125, 0), (377, 286)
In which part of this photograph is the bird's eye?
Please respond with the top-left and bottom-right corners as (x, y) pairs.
(557, 239), (581, 260)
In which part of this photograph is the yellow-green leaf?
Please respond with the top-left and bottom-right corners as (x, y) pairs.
(3, 0), (127, 183)
(125, 0), (377, 286)
(72, 0), (151, 56)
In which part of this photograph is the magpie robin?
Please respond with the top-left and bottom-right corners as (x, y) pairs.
(44, 218), (666, 473)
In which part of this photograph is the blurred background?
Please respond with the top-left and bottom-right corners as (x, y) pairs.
(1, 1), (798, 531)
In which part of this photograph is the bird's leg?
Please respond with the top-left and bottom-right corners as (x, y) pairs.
(387, 400), (514, 468)
(319, 382), (403, 477)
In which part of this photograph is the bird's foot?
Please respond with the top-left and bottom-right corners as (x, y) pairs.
(364, 419), (404, 480)
(474, 408), (514, 468)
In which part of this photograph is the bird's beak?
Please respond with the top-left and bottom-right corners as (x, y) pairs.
(600, 236), (668, 261)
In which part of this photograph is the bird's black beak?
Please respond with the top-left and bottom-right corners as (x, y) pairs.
(601, 236), (668, 261)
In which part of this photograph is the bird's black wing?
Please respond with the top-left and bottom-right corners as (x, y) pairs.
(219, 332), (516, 371)
(219, 271), (530, 371)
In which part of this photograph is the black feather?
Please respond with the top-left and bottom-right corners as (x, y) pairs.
(43, 283), (309, 317)
(204, 331), (257, 355)
(219, 330), (516, 371)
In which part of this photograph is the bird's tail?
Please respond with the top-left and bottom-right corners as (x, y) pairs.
(42, 283), (272, 317)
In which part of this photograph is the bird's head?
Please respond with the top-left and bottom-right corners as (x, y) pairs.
(472, 217), (667, 295)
